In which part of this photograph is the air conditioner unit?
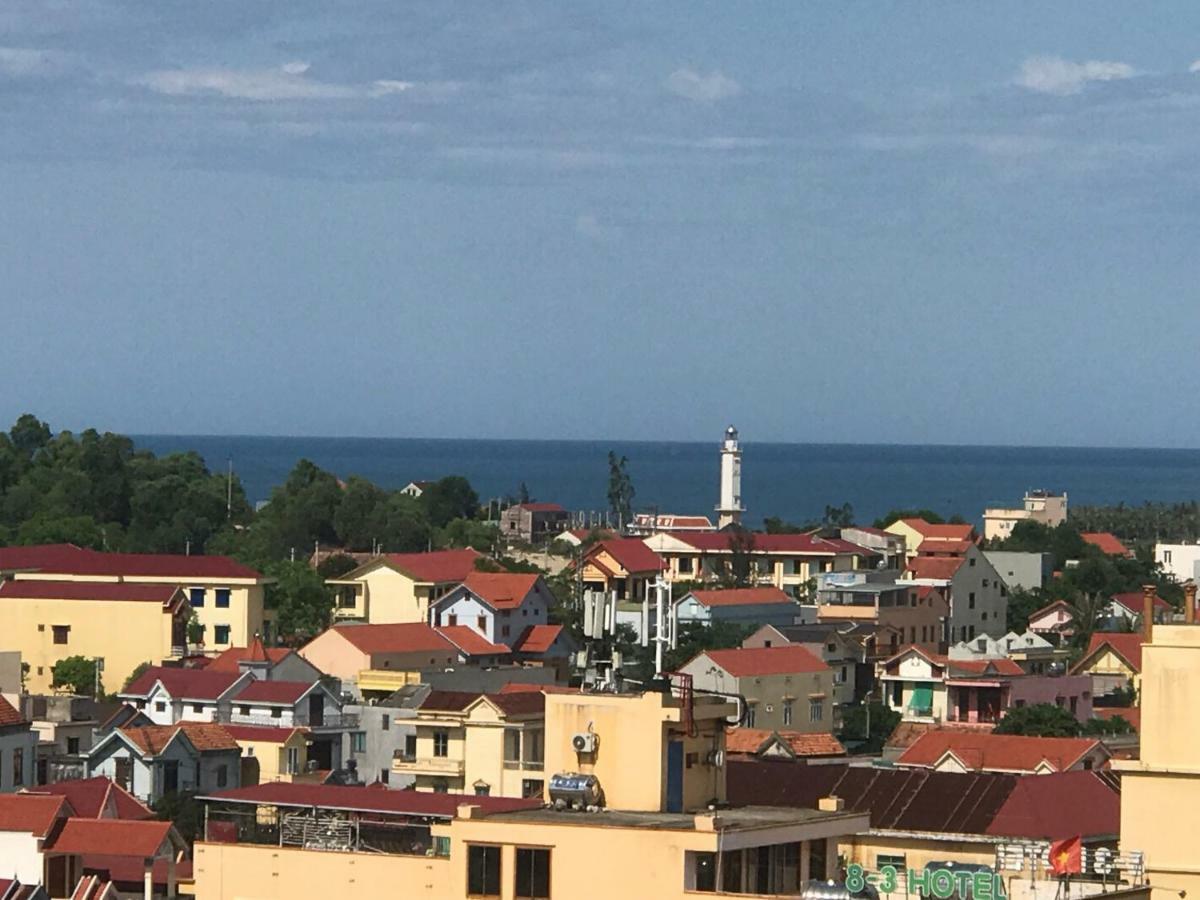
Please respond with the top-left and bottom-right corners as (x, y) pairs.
(571, 732), (599, 754)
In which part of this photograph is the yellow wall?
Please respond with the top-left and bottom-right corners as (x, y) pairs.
(297, 631), (371, 682)
(14, 572), (265, 649)
(884, 521), (924, 559)
(335, 564), (443, 625)
(0, 594), (179, 693)
(1077, 646), (1140, 692)
(236, 733), (309, 785)
(193, 842), (448, 899)
(1117, 625), (1200, 898)
(543, 692), (730, 812)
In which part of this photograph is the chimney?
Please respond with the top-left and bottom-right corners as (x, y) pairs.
(1187, 581), (1197, 625)
(1143, 584), (1157, 644)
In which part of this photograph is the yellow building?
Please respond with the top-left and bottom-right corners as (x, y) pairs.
(327, 550), (481, 624)
(223, 725), (309, 785)
(1116, 615), (1200, 898)
(192, 687), (870, 899)
(394, 690), (546, 798)
(1071, 631), (1144, 699)
(0, 579), (189, 693)
(5, 547), (269, 651)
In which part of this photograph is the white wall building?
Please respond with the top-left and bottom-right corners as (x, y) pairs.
(1154, 541), (1200, 584)
(716, 425), (744, 529)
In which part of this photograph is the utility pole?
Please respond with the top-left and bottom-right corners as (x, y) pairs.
(227, 458), (234, 521)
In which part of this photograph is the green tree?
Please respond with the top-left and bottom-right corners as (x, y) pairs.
(9, 413), (51, 458)
(823, 503), (855, 528)
(317, 553), (361, 580)
(712, 530), (760, 588)
(664, 620), (753, 673)
(439, 517), (498, 551)
(332, 476), (389, 550)
(51, 655), (102, 696)
(1082, 715), (1134, 736)
(1006, 587), (1051, 632)
(993, 703), (1081, 737)
(838, 701), (900, 754)
(376, 493), (432, 552)
(605, 452), (635, 528)
(517, 482), (532, 504)
(154, 791), (204, 845)
(267, 560), (334, 643)
(259, 459), (344, 554)
(420, 476), (480, 530)
(123, 661), (155, 692)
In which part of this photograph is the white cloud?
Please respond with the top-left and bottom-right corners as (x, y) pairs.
(0, 47), (77, 79)
(575, 213), (621, 242)
(1189, 60), (1200, 73)
(135, 63), (419, 102)
(665, 67), (741, 103)
(1015, 56), (1135, 96)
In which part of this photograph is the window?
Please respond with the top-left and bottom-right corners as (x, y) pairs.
(351, 732), (367, 753)
(448, 614), (458, 627)
(809, 699), (823, 723)
(968, 592), (976, 609)
(37, 624), (44, 632)
(12, 748), (23, 787)
(404, 734), (417, 759)
(502, 625), (511, 638)
(745, 704), (756, 728)
(515, 847), (551, 899)
(52, 625), (70, 645)
(286, 746), (300, 775)
(876, 853), (906, 869)
(190, 588), (205, 608)
(522, 779), (544, 799)
(270, 708), (282, 719)
(213, 625), (231, 645)
(475, 783), (491, 796)
(982, 612), (988, 621)
(826, 642), (837, 653)
(155, 701), (166, 713)
(467, 845), (501, 897)
(193, 704), (204, 714)
(216, 764), (228, 788)
(433, 730), (449, 757)
(678, 557), (692, 573)
(380, 769), (390, 784)
(969, 557), (976, 567)
(381, 715), (390, 731)
(67, 737), (80, 755)
(840, 665), (848, 684)
(239, 705), (251, 716)
(477, 615), (487, 632)
(1070, 696), (1078, 715)
(1165, 550), (1174, 564)
(215, 588), (231, 608)
(505, 729), (522, 766)
(1083, 757), (1094, 771)
(782, 701), (793, 726)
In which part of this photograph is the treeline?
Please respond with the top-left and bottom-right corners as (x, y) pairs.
(1069, 501), (1200, 544)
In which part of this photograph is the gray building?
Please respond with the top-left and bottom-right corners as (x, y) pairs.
(499, 503), (570, 545)
(983, 550), (1052, 592)
(343, 698), (418, 788)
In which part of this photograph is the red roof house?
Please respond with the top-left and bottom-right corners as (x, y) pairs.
(1081, 533), (1133, 558)
(897, 730), (1107, 775)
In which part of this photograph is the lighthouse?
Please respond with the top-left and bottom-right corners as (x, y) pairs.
(716, 425), (744, 528)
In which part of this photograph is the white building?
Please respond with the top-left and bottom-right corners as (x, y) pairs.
(982, 490), (1067, 542)
(1154, 541), (1200, 584)
(716, 425), (744, 529)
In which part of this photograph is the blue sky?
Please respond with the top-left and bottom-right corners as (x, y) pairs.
(3, 2), (1200, 446)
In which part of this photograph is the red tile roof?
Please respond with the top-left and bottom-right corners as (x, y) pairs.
(947, 658), (1026, 678)
(320, 623), (457, 655)
(905, 556), (964, 580)
(45, 818), (173, 857)
(686, 587), (793, 608)
(22, 777), (152, 820)
(205, 643), (293, 672)
(1081, 532), (1132, 557)
(916, 538), (974, 556)
(0, 695), (25, 727)
(436, 625), (510, 656)
(510, 503), (565, 512)
(381, 549), (481, 583)
(122, 666), (243, 700)
(585, 539), (664, 574)
(461, 572), (540, 609)
(201, 781), (541, 818)
(725, 728), (846, 758)
(985, 770), (1120, 839)
(0, 794), (73, 837)
(120, 723), (240, 754)
(234, 680), (315, 705)
(699, 645), (829, 677)
(419, 690), (484, 712)
(898, 731), (1103, 774)
(222, 725), (308, 744)
(898, 520), (976, 541)
(0, 580), (181, 604)
(2, 545), (261, 579)
(1095, 707), (1140, 732)
(513, 624), (564, 654)
(1077, 631), (1145, 674)
(1110, 592), (1171, 615)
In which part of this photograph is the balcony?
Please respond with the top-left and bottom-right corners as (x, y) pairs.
(392, 753), (465, 777)
(357, 669), (421, 693)
(503, 758), (544, 772)
(225, 712), (359, 730)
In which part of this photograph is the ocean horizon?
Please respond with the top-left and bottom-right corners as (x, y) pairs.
(130, 434), (1200, 528)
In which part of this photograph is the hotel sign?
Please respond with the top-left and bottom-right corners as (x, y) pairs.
(846, 864), (1005, 899)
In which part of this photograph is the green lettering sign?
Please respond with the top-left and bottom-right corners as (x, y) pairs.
(844, 863), (1006, 899)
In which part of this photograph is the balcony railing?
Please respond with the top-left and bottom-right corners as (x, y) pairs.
(225, 712), (359, 730)
(392, 755), (465, 776)
(503, 759), (544, 772)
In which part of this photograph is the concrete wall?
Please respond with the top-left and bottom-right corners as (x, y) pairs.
(1009, 675), (1093, 722)
(0, 651), (22, 695)
(0, 832), (41, 883)
(344, 703), (416, 788)
(948, 546), (1008, 643)
(984, 551), (1051, 592)
(0, 726), (38, 792)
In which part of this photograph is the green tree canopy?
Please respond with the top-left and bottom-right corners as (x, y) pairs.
(992, 703), (1081, 737)
(606, 452), (635, 527)
(420, 476), (480, 529)
(267, 560), (335, 643)
(51, 656), (102, 697)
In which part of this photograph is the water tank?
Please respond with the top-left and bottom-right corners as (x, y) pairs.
(548, 772), (603, 810)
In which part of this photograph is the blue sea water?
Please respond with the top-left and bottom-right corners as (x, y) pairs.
(130, 436), (1200, 528)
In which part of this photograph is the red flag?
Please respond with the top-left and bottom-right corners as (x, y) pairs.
(1049, 837), (1083, 875)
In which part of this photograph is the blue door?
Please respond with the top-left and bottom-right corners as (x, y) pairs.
(666, 740), (684, 812)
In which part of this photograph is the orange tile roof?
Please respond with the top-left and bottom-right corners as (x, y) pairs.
(0, 794), (73, 837)
(916, 538), (974, 556)
(899, 519), (976, 541)
(898, 731), (1102, 773)
(1081, 532), (1132, 557)
(725, 728), (846, 758)
(222, 725), (308, 744)
(1095, 707), (1140, 732)
(120, 723), (239, 754)
(381, 549), (481, 583)
(0, 695), (25, 727)
(437, 625), (510, 656)
(325, 623), (457, 655)
(205, 640), (292, 672)
(461, 572), (540, 609)
(699, 645), (828, 677)
(687, 587), (793, 608)
(46, 818), (173, 857)
(512, 624), (564, 654)
(905, 556), (963, 580)
(585, 539), (664, 574)
(1076, 631), (1145, 674)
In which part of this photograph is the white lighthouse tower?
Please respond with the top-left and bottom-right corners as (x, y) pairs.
(716, 425), (744, 528)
